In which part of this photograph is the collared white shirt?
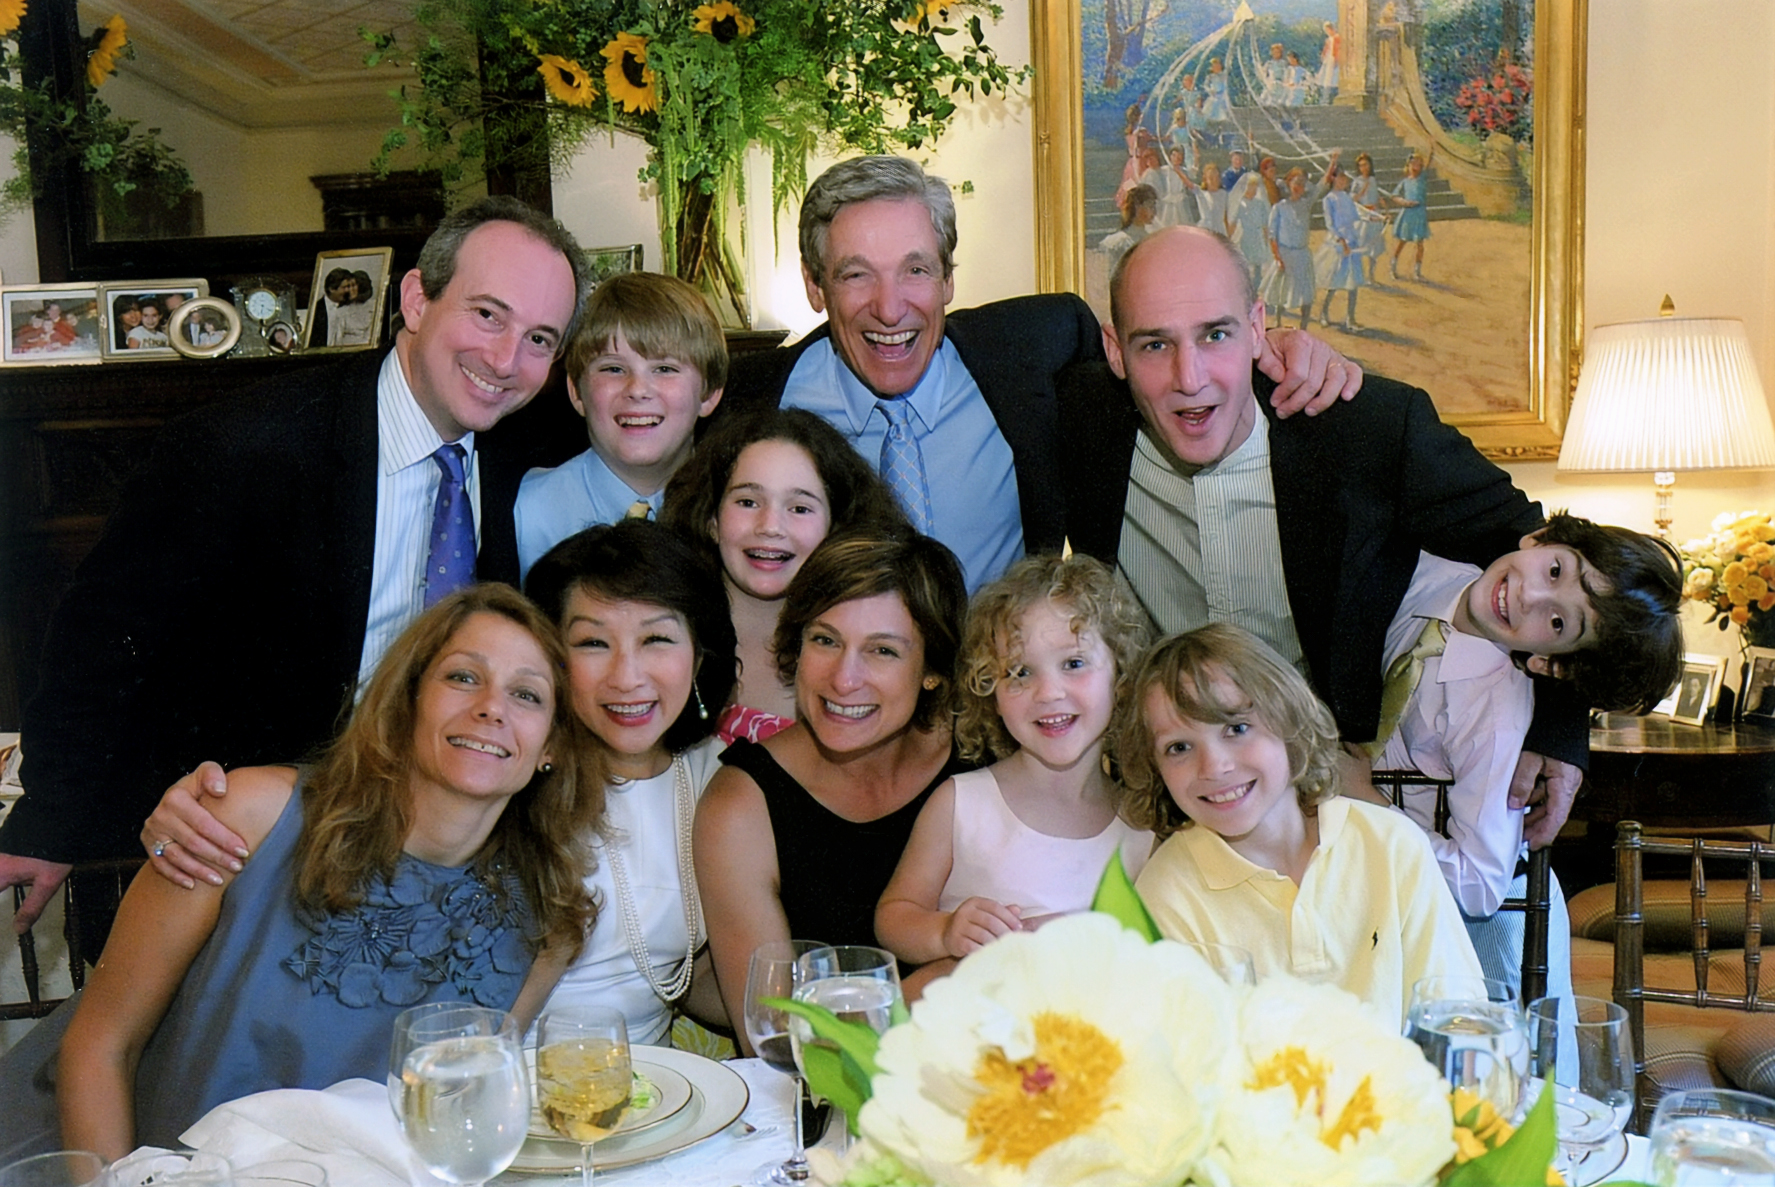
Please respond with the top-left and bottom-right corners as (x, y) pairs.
(1117, 411), (1303, 668)
(514, 448), (662, 581)
(358, 350), (483, 690)
(1378, 552), (1534, 917)
(780, 336), (1023, 592)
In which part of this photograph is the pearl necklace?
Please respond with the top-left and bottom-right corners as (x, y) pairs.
(605, 752), (703, 1004)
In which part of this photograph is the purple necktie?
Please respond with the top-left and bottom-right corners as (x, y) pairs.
(423, 443), (475, 606)
(877, 398), (933, 535)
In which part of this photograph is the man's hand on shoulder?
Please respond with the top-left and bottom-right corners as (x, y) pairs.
(1259, 327), (1364, 417)
(0, 854), (73, 933)
(1510, 750), (1583, 850)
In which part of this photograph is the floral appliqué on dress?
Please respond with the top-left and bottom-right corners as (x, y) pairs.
(284, 860), (535, 1008)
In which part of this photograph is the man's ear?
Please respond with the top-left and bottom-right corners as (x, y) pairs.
(801, 263), (827, 315)
(397, 269), (428, 336)
(1102, 321), (1127, 379)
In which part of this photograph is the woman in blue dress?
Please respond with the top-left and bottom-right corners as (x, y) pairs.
(41, 585), (594, 1157)
(1389, 148), (1435, 279)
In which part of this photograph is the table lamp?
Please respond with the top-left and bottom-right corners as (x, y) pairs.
(1557, 298), (1775, 536)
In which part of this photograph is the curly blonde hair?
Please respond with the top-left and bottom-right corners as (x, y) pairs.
(954, 553), (1149, 765)
(1116, 624), (1340, 840)
(295, 585), (598, 959)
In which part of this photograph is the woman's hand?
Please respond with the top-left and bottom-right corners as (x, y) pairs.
(942, 898), (1022, 958)
(141, 761), (253, 889)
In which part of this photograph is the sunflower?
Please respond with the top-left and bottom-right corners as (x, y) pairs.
(537, 54), (596, 107)
(601, 31), (656, 114)
(86, 14), (128, 90)
(904, 0), (954, 29)
(0, 0), (26, 39)
(692, 2), (755, 43)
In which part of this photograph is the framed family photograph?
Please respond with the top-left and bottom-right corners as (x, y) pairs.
(1662, 653), (1729, 726)
(303, 248), (394, 352)
(97, 280), (211, 361)
(1740, 647), (1775, 722)
(1, 284), (103, 366)
(1032, 0), (1584, 459)
(167, 297), (243, 361)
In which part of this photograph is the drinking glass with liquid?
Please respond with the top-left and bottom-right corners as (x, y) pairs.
(1406, 975), (1528, 1126)
(1650, 1088), (1775, 1186)
(398, 1007), (530, 1187)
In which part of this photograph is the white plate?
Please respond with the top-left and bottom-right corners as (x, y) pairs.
(1567, 1130), (1629, 1187)
(508, 1047), (750, 1173)
(526, 1053), (693, 1140)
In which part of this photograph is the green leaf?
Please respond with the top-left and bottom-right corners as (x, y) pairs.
(763, 995), (884, 1136)
(1442, 1082), (1556, 1187)
(1090, 853), (1161, 942)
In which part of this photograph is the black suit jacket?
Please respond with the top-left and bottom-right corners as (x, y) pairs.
(721, 294), (1104, 556)
(1058, 359), (1589, 768)
(6, 349), (563, 861)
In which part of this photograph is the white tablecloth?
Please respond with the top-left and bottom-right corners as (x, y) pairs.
(176, 1060), (803, 1187)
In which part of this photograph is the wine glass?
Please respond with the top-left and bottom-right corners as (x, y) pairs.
(388, 1000), (481, 1125)
(0, 1152), (107, 1187)
(745, 938), (826, 1185)
(535, 1004), (633, 1187)
(1406, 975), (1528, 1126)
(398, 1007), (530, 1187)
(1649, 1088), (1775, 1185)
(1525, 995), (1635, 1180)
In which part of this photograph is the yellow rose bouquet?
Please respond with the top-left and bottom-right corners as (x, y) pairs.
(1679, 510), (1775, 651)
(775, 865), (1570, 1187)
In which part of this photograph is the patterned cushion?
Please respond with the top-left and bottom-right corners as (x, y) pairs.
(1716, 1012), (1775, 1096)
(1568, 880), (1775, 948)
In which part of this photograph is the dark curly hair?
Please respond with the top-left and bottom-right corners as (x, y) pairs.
(1526, 512), (1684, 713)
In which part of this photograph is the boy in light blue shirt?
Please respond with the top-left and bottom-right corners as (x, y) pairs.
(516, 273), (726, 578)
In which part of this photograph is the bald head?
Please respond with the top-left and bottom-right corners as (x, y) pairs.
(1109, 226), (1256, 334)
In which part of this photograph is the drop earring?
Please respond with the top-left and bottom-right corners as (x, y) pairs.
(694, 683), (709, 721)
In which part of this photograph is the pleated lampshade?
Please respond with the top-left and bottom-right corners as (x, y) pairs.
(1560, 314), (1775, 473)
(1558, 308), (1775, 534)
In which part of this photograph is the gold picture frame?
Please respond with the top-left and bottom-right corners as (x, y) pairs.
(1032, 0), (1586, 460)
(1660, 652), (1728, 726)
(303, 247), (396, 352)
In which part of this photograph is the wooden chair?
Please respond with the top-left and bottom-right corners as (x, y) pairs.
(0, 858), (144, 1021)
(1612, 820), (1775, 1131)
(1371, 769), (1553, 1004)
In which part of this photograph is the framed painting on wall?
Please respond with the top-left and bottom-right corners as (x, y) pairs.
(1032, 0), (1586, 460)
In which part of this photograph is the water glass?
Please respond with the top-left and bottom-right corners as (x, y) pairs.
(0, 1152), (106, 1187)
(1525, 996), (1634, 1177)
(1649, 1088), (1775, 1185)
(1406, 975), (1528, 1125)
(104, 1152), (232, 1187)
(398, 1007), (530, 1187)
(229, 1164), (326, 1187)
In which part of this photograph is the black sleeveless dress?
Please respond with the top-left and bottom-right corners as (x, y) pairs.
(719, 738), (963, 949)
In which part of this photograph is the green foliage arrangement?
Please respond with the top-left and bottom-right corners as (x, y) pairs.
(363, 0), (1027, 321)
(1, 8), (194, 220)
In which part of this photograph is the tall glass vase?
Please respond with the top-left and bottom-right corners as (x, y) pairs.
(661, 184), (750, 329)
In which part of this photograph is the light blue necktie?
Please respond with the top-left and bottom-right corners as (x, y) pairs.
(423, 443), (475, 606)
(876, 398), (933, 535)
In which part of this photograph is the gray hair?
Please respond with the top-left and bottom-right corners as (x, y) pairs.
(1109, 226), (1255, 332)
(799, 156), (957, 285)
(411, 196), (592, 352)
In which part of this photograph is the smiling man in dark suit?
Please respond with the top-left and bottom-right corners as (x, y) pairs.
(1060, 225), (1587, 844)
(0, 197), (588, 929)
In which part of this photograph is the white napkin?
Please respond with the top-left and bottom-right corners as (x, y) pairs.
(179, 1079), (412, 1187)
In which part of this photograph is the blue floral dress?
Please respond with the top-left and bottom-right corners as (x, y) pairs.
(0, 770), (537, 1153)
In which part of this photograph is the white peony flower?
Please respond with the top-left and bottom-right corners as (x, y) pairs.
(1207, 977), (1454, 1187)
(859, 912), (1238, 1187)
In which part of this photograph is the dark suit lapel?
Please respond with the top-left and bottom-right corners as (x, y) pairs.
(317, 351), (384, 694)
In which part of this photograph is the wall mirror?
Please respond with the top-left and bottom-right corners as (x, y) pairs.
(21, 0), (524, 285)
